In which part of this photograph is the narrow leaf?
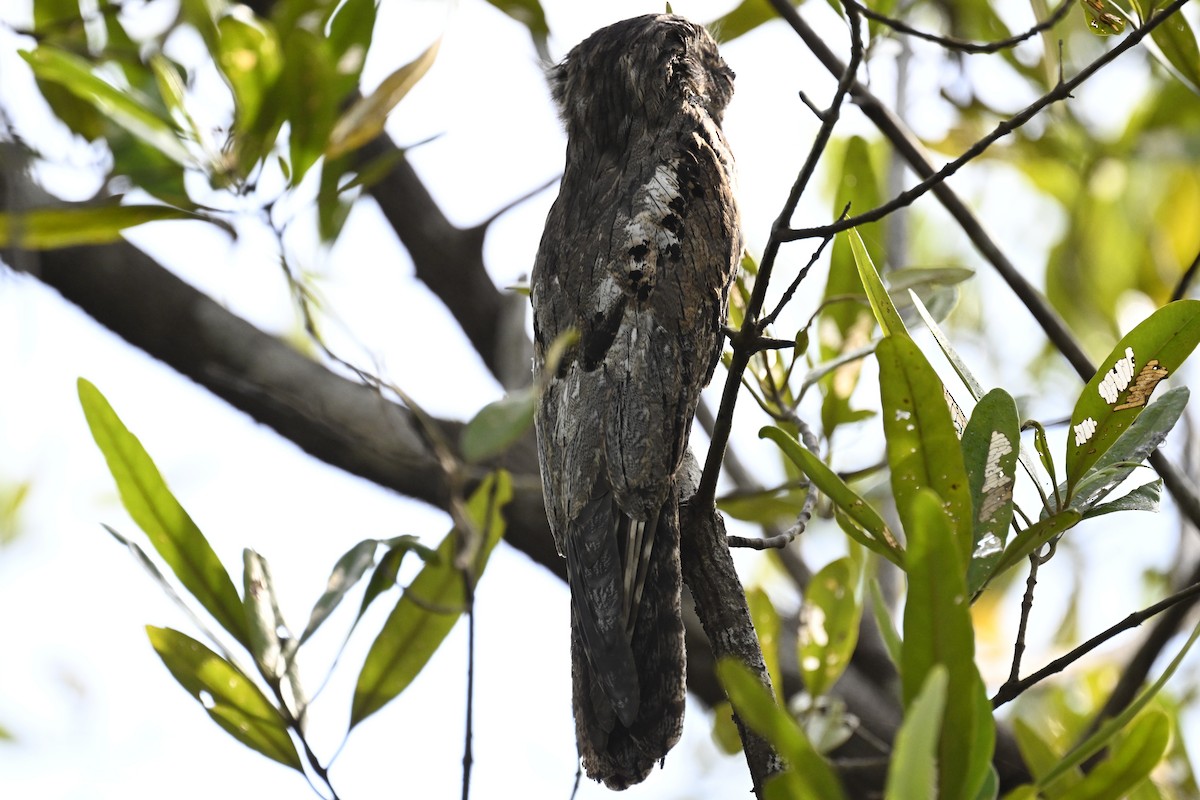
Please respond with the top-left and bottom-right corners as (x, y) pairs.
(1066, 300), (1200, 494)
(748, 587), (783, 699)
(902, 489), (995, 800)
(243, 549), (287, 681)
(986, 511), (1082, 583)
(1041, 618), (1200, 788)
(1057, 711), (1170, 800)
(1082, 479), (1162, 519)
(21, 46), (191, 164)
(962, 389), (1020, 596)
(298, 538), (380, 645)
(876, 336), (973, 564)
(79, 379), (250, 648)
(326, 38), (441, 159)
(717, 658), (847, 800)
(351, 472), (511, 727)
(850, 229), (908, 338)
(147, 626), (302, 771)
(885, 666), (948, 800)
(911, 289), (1053, 499)
(0, 204), (212, 249)
(708, 0), (804, 41)
(460, 387), (536, 463)
(1066, 386), (1188, 515)
(868, 577), (902, 668)
(799, 558), (862, 697)
(760, 426), (902, 566)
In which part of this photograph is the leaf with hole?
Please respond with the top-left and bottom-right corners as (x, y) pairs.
(799, 558), (862, 698)
(147, 626), (301, 771)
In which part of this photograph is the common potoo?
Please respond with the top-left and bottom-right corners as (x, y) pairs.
(531, 14), (740, 789)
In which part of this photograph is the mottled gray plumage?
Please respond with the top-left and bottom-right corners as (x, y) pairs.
(531, 14), (740, 789)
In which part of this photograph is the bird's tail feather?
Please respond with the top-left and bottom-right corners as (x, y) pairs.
(572, 490), (685, 790)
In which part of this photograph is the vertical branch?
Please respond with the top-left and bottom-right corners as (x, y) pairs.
(696, 5), (865, 508)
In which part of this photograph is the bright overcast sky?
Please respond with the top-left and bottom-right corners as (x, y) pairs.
(0, 0), (1190, 798)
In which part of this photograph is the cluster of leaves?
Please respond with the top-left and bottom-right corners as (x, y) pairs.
(3, 0), (442, 248)
(717, 226), (1200, 798)
(77, 378), (511, 793)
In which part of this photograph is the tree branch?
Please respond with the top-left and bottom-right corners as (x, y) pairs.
(781, 0), (1192, 242)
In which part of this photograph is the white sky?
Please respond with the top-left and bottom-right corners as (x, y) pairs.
(1, 0), (1195, 798)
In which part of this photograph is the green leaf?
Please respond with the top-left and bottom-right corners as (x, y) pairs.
(851, 229), (908, 338)
(351, 472), (511, 727)
(962, 389), (1020, 596)
(748, 587), (783, 699)
(1083, 479), (1162, 519)
(281, 28), (340, 185)
(1132, 0), (1200, 92)
(326, 38), (441, 160)
(243, 549), (287, 682)
(1057, 711), (1170, 800)
(1066, 386), (1189, 515)
(214, 14), (284, 176)
(298, 538), (380, 645)
(485, 0), (551, 44)
(901, 489), (995, 800)
(1080, 0), (1127, 35)
(146, 626), (302, 771)
(820, 138), (881, 439)
(717, 484), (809, 525)
(707, 0), (804, 41)
(885, 666), (948, 800)
(716, 658), (847, 800)
(79, 379), (250, 649)
(986, 511), (1082, 583)
(868, 577), (902, 668)
(1014, 716), (1080, 789)
(1041, 618), (1200, 789)
(21, 46), (191, 165)
(0, 203), (211, 249)
(460, 387), (536, 463)
(799, 558), (862, 697)
(711, 700), (744, 754)
(760, 426), (902, 566)
(358, 536), (437, 617)
(1065, 300), (1200, 495)
(876, 336), (973, 565)
(327, 0), (378, 92)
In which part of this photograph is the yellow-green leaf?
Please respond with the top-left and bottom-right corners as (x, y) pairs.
(326, 38), (441, 159)
(0, 204), (210, 249)
(147, 626), (301, 771)
(21, 46), (191, 164)
(351, 471), (511, 727)
(79, 379), (250, 649)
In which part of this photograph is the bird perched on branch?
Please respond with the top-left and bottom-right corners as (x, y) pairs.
(531, 14), (740, 789)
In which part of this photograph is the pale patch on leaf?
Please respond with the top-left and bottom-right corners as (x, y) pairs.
(1074, 417), (1098, 446)
(1098, 347), (1137, 403)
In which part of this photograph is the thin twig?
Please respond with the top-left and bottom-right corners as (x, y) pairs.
(696, 4), (865, 508)
(845, 0), (1073, 55)
(781, 0), (1193, 243)
(993, 578), (1200, 708)
(1005, 549), (1044, 687)
(1170, 246), (1200, 302)
(761, 213), (844, 328)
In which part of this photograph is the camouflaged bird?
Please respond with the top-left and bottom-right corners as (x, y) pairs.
(531, 14), (740, 789)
